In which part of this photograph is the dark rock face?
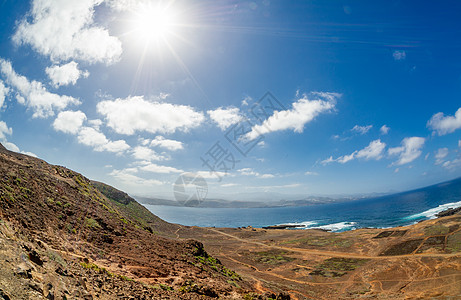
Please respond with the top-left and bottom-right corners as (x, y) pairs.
(262, 224), (305, 230)
(437, 206), (461, 218)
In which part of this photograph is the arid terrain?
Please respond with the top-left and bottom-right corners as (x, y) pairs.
(1, 143), (460, 299)
(177, 217), (461, 299)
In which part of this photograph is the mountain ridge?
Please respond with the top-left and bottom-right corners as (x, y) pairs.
(0, 143), (270, 299)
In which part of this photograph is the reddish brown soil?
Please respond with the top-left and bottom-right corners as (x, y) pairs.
(175, 217), (461, 299)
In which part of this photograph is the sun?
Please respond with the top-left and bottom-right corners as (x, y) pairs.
(131, 3), (178, 45)
(124, 1), (204, 96)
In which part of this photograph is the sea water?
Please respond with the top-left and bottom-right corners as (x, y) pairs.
(144, 187), (461, 232)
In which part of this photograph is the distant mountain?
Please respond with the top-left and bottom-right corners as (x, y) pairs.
(136, 177), (461, 209)
(135, 195), (349, 208)
(368, 176), (461, 206)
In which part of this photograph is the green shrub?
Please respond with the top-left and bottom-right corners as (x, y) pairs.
(85, 218), (101, 229)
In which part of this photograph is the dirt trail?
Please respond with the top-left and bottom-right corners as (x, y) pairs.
(219, 249), (461, 288)
(207, 228), (461, 260)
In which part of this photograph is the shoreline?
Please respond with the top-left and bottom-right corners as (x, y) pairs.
(263, 204), (461, 232)
(145, 201), (461, 233)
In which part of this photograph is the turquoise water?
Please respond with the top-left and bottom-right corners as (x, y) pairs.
(144, 179), (461, 232)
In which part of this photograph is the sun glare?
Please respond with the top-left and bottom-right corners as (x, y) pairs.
(125, 1), (203, 97)
(132, 4), (177, 44)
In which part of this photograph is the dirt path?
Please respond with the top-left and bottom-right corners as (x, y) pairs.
(174, 227), (182, 239)
(206, 228), (461, 260)
(219, 250), (461, 286)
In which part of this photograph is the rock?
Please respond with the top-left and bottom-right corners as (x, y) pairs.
(263, 292), (277, 299)
(436, 206), (461, 218)
(28, 281), (43, 293)
(43, 283), (54, 299)
(276, 292), (291, 300)
(102, 235), (113, 244)
(199, 286), (218, 298)
(0, 288), (11, 300)
(28, 249), (44, 266)
(55, 266), (68, 276)
(262, 224), (305, 230)
(188, 240), (208, 258)
(16, 262), (32, 278)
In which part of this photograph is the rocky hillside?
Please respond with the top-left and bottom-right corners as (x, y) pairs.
(91, 181), (179, 236)
(0, 144), (269, 299)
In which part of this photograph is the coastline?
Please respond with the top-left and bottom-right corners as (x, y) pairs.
(265, 203), (461, 232)
(146, 200), (461, 233)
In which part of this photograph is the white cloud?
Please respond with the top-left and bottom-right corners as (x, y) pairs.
(103, 140), (131, 153)
(322, 139), (386, 164)
(88, 119), (103, 129)
(0, 59), (80, 118)
(337, 152), (357, 164)
(237, 168), (274, 178)
(4, 142), (38, 157)
(380, 125), (390, 135)
(221, 183), (239, 187)
(304, 171), (319, 176)
(13, 0), (122, 64)
(139, 162), (183, 174)
(0, 121), (12, 141)
(238, 168), (258, 176)
(321, 156), (334, 165)
(459, 140), (461, 148)
(77, 126), (130, 153)
(356, 139), (386, 160)
(196, 170), (228, 179)
(241, 96), (251, 106)
(0, 80), (9, 108)
(427, 107), (461, 136)
(260, 173), (275, 178)
(110, 169), (163, 186)
(132, 146), (167, 161)
(435, 147), (449, 165)
(351, 125), (372, 135)
(3, 141), (19, 152)
(248, 183), (302, 189)
(106, 0), (143, 11)
(52, 112), (129, 154)
(138, 137), (150, 146)
(97, 96), (205, 135)
(245, 92), (338, 140)
(207, 107), (242, 130)
(150, 136), (184, 151)
(53, 110), (87, 134)
(442, 158), (461, 170)
(77, 126), (106, 146)
(46, 61), (89, 87)
(0, 121), (37, 157)
(393, 50), (406, 60)
(388, 137), (425, 165)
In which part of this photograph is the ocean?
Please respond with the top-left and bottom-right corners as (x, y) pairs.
(144, 180), (461, 232)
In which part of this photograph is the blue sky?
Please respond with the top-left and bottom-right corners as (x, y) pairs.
(1, 0), (461, 200)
